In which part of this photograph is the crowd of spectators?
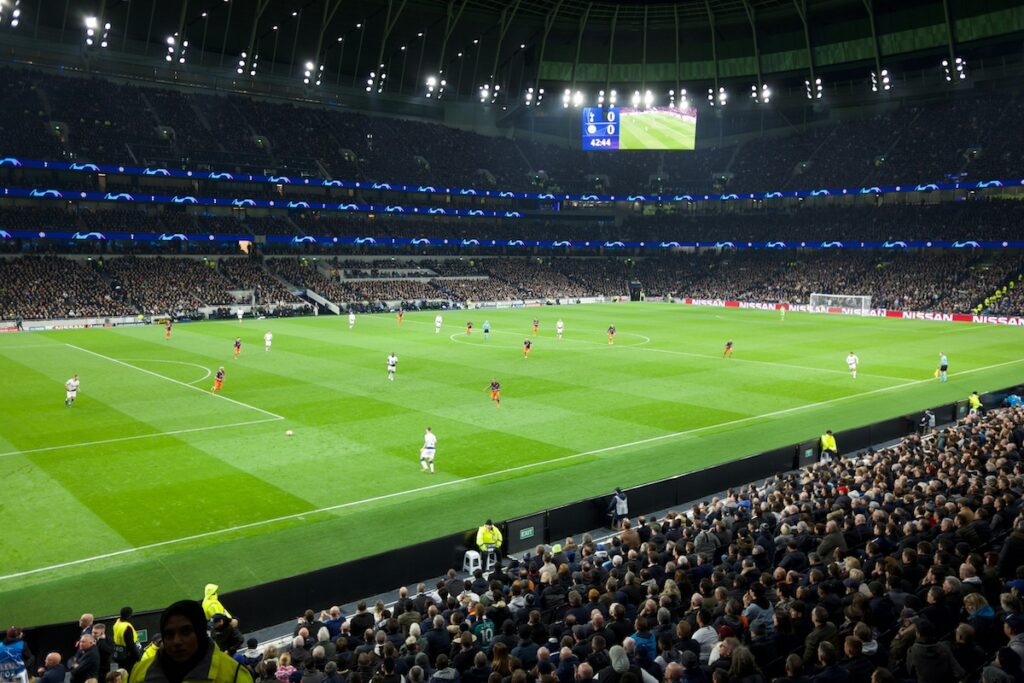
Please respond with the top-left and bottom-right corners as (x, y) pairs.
(104, 256), (237, 316)
(268, 259), (355, 304)
(0, 256), (133, 319)
(221, 403), (1024, 683)
(218, 258), (301, 304)
(3, 65), (1024, 196)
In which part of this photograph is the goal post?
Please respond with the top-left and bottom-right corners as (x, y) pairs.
(808, 293), (872, 313)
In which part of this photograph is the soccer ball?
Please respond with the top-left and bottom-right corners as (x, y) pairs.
(285, 430), (294, 437)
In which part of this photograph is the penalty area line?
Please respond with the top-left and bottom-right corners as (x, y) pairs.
(66, 344), (284, 419)
(3, 356), (1021, 582)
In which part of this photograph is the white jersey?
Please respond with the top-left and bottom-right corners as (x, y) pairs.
(237, 309), (244, 320)
(423, 431), (437, 450)
(264, 332), (273, 346)
(434, 315), (443, 329)
(387, 354), (398, 370)
(65, 378), (80, 394)
(348, 313), (356, 325)
(556, 320), (564, 333)
(847, 354), (859, 368)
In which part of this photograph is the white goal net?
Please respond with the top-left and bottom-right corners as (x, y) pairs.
(808, 293), (872, 313)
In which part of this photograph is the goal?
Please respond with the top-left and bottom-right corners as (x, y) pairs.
(809, 293), (872, 313)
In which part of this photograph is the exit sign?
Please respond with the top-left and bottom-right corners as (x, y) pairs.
(519, 526), (535, 540)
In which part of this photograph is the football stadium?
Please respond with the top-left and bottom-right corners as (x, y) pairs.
(1, 0), (1024, 681)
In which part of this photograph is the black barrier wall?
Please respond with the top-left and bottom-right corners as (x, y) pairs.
(22, 388), (1020, 648)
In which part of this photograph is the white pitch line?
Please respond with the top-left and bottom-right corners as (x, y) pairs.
(120, 358), (212, 385)
(66, 344), (284, 420)
(4, 355), (1022, 583)
(0, 417), (283, 459)
(440, 322), (908, 382)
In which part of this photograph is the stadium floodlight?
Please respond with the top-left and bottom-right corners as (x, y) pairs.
(425, 75), (438, 97)
(708, 86), (727, 107)
(2, 0), (22, 28)
(805, 77), (822, 100)
(643, 89), (654, 109)
(609, 89), (616, 105)
(84, 16), (98, 30)
(631, 90), (641, 108)
(562, 88), (571, 108)
(572, 90), (584, 108)
(524, 86), (534, 105)
(598, 90), (605, 106)
(943, 57), (967, 82)
(871, 69), (891, 92)
(479, 83), (489, 103)
(751, 83), (770, 104)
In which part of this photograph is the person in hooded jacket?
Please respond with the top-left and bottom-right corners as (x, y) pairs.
(128, 600), (253, 683)
(203, 585), (232, 621)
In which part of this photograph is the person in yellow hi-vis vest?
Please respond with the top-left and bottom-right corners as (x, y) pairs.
(820, 430), (838, 463)
(202, 584), (231, 621)
(128, 600), (253, 683)
(476, 520), (503, 561)
(112, 607), (139, 672)
(968, 391), (983, 415)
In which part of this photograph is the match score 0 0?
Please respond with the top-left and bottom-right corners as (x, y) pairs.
(580, 106), (621, 151)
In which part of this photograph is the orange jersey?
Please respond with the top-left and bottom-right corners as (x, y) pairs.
(213, 379), (223, 390)
(491, 389), (500, 400)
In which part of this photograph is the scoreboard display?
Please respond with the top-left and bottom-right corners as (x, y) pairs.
(581, 106), (698, 151)
(581, 107), (620, 150)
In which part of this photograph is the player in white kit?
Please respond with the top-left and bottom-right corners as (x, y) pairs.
(236, 308), (244, 323)
(420, 427), (436, 473)
(65, 374), (80, 407)
(434, 314), (443, 334)
(348, 311), (356, 329)
(264, 330), (273, 352)
(556, 319), (564, 340)
(387, 352), (398, 381)
(847, 351), (859, 379)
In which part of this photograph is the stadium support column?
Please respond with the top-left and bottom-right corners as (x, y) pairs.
(243, 0), (273, 77)
(437, 0), (469, 81)
(862, 0), (882, 86)
(289, 8), (303, 76)
(143, 0), (156, 56)
(641, 5), (648, 94)
(673, 5), (680, 101)
(313, 0), (346, 83)
(533, 0), (564, 99)
(704, 0), (720, 97)
(120, 0), (131, 51)
(569, 3), (592, 95)
(604, 6), (618, 99)
(742, 1), (762, 90)
(218, 0), (234, 66)
(375, 0), (409, 89)
(488, 0), (522, 96)
(793, 0), (815, 97)
(941, 0), (957, 73)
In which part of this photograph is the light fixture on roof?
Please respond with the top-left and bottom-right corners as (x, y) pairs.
(805, 77), (822, 99)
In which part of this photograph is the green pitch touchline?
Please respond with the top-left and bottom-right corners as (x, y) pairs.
(3, 356), (1020, 583)
(65, 343), (285, 419)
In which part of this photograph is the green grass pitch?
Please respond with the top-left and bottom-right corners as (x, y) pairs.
(620, 113), (696, 150)
(2, 303), (1023, 625)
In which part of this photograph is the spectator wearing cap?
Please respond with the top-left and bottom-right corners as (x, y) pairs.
(212, 615), (243, 656)
(38, 652), (66, 683)
(1005, 614), (1024, 671)
(905, 619), (963, 683)
(0, 628), (32, 683)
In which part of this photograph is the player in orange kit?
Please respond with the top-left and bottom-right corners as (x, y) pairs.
(608, 324), (616, 345)
(164, 319), (172, 340)
(532, 318), (539, 336)
(233, 337), (242, 358)
(723, 340), (734, 358)
(488, 379), (501, 408)
(397, 308), (404, 326)
(466, 321), (473, 335)
(212, 367), (225, 394)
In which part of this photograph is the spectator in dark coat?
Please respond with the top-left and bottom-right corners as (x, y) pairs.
(37, 653), (66, 683)
(998, 520), (1024, 579)
(905, 621), (964, 683)
(69, 634), (100, 683)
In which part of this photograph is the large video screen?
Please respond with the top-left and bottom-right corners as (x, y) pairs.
(581, 106), (697, 151)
